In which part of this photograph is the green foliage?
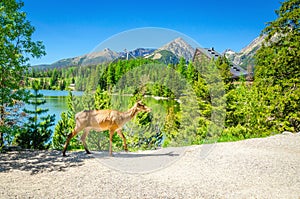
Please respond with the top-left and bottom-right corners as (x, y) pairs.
(106, 63), (115, 91)
(225, 81), (272, 137)
(177, 57), (187, 78)
(118, 92), (161, 151)
(17, 0), (299, 149)
(220, 0), (300, 142)
(190, 57), (226, 143)
(0, 0), (45, 146)
(215, 56), (234, 89)
(94, 86), (111, 110)
(254, 0), (300, 132)
(186, 62), (197, 83)
(85, 86), (113, 151)
(86, 130), (111, 151)
(52, 91), (81, 150)
(15, 81), (55, 149)
(219, 124), (249, 142)
(53, 90), (96, 150)
(147, 50), (179, 64)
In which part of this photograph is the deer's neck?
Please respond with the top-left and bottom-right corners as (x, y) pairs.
(122, 106), (139, 122)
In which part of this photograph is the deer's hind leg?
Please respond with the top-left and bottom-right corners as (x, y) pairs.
(117, 129), (128, 152)
(109, 129), (115, 156)
(81, 128), (91, 154)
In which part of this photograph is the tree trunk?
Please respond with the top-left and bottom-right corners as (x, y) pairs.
(0, 105), (5, 147)
(0, 132), (3, 147)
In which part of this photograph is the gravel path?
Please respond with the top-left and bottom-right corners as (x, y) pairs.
(1, 133), (300, 198)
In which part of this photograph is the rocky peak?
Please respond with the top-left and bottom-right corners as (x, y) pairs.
(240, 35), (266, 55)
(224, 49), (236, 55)
(224, 35), (266, 68)
(158, 37), (195, 61)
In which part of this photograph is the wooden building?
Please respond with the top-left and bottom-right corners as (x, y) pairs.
(192, 47), (249, 79)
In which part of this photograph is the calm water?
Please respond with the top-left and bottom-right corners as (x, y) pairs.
(27, 90), (173, 132)
(26, 90), (83, 131)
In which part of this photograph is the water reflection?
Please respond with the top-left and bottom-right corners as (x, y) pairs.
(25, 90), (175, 133)
(25, 90), (83, 131)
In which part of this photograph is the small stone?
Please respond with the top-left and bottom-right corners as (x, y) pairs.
(282, 131), (294, 135)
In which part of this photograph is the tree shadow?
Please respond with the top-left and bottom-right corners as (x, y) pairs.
(91, 150), (181, 159)
(90, 149), (184, 174)
(113, 151), (180, 158)
(0, 150), (93, 175)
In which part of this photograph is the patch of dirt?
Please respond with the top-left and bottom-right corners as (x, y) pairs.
(1, 134), (299, 198)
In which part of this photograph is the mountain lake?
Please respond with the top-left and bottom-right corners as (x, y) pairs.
(25, 90), (177, 132)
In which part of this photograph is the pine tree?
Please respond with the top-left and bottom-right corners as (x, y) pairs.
(40, 78), (45, 89)
(82, 85), (113, 151)
(114, 60), (123, 83)
(215, 56), (233, 90)
(50, 68), (59, 89)
(106, 64), (115, 91)
(177, 57), (187, 78)
(124, 90), (157, 150)
(16, 81), (55, 149)
(52, 91), (81, 150)
(186, 62), (196, 84)
(0, 0), (45, 147)
(82, 89), (95, 110)
(254, 0), (300, 132)
(94, 85), (111, 110)
(162, 105), (179, 147)
(59, 78), (66, 90)
(186, 56), (227, 144)
(224, 79), (271, 140)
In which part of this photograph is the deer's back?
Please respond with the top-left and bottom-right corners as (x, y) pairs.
(76, 109), (121, 131)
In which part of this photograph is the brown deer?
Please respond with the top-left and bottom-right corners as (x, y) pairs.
(62, 101), (151, 156)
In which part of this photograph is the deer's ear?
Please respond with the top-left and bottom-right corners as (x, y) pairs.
(137, 100), (142, 104)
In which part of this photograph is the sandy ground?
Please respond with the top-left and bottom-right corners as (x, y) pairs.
(1, 133), (300, 199)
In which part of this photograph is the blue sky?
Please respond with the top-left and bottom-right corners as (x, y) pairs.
(22, 0), (281, 65)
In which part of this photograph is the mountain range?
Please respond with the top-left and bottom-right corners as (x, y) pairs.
(34, 37), (195, 70)
(34, 36), (264, 70)
(224, 35), (266, 69)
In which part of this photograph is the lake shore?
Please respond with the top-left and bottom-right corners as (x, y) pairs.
(1, 133), (300, 198)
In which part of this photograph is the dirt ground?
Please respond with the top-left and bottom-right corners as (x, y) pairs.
(1, 133), (300, 198)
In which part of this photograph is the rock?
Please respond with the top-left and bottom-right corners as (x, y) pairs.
(282, 131), (294, 136)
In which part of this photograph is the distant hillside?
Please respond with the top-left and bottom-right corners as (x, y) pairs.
(33, 37), (196, 70)
(33, 48), (119, 70)
(118, 48), (155, 60)
(79, 48), (120, 66)
(32, 35), (270, 71)
(146, 50), (179, 64)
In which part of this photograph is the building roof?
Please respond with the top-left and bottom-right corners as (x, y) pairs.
(193, 47), (248, 79)
(229, 63), (248, 79)
(192, 47), (221, 61)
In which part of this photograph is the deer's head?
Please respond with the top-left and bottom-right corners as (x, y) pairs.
(135, 100), (151, 112)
